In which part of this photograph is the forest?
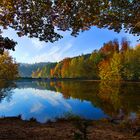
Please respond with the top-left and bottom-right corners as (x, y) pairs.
(32, 39), (140, 81)
(19, 62), (52, 77)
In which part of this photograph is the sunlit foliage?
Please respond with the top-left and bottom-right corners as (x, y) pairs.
(122, 45), (140, 80)
(99, 52), (122, 80)
(32, 63), (57, 78)
(0, 51), (18, 80)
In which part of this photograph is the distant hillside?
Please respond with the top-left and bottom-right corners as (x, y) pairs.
(19, 62), (51, 77)
(32, 63), (57, 78)
(31, 54), (92, 79)
(19, 55), (90, 78)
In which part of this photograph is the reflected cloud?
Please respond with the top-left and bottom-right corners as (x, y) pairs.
(33, 89), (72, 109)
(0, 101), (16, 111)
(30, 102), (44, 113)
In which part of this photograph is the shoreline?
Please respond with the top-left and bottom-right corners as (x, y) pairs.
(0, 116), (139, 140)
(14, 77), (140, 83)
(1, 77), (140, 83)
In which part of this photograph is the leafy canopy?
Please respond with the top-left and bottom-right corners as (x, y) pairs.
(0, 0), (140, 53)
(0, 35), (17, 54)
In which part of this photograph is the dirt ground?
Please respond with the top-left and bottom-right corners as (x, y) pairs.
(0, 117), (140, 140)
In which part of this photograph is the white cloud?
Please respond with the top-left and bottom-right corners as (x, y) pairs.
(30, 102), (44, 113)
(0, 102), (16, 111)
(29, 42), (73, 63)
(31, 38), (46, 50)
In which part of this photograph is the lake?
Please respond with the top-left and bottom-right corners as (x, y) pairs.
(0, 79), (140, 123)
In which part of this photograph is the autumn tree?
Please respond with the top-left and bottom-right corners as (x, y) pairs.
(69, 57), (78, 78)
(99, 39), (119, 57)
(122, 45), (140, 80)
(76, 56), (85, 78)
(110, 52), (122, 81)
(89, 50), (105, 78)
(32, 68), (42, 78)
(50, 69), (55, 78)
(98, 60), (112, 80)
(61, 58), (71, 78)
(120, 38), (130, 52)
(0, 51), (18, 80)
(98, 52), (122, 81)
(53, 62), (63, 78)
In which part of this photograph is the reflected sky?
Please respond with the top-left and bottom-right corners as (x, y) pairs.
(0, 87), (107, 123)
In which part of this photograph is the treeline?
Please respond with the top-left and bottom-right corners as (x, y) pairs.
(32, 63), (57, 78)
(32, 39), (140, 81)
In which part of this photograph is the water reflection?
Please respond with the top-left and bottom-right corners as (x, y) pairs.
(98, 81), (140, 120)
(0, 80), (140, 123)
(0, 80), (16, 102)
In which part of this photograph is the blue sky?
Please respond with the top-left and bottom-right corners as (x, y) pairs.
(1, 27), (140, 64)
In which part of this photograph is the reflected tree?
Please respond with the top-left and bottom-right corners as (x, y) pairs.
(21, 80), (140, 119)
(0, 80), (16, 102)
(38, 80), (140, 119)
(98, 81), (122, 116)
(98, 81), (140, 119)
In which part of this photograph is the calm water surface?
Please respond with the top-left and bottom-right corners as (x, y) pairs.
(0, 80), (140, 123)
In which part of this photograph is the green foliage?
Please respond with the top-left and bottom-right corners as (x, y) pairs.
(61, 58), (71, 78)
(0, 51), (18, 80)
(110, 53), (122, 80)
(98, 60), (112, 80)
(53, 62), (63, 78)
(32, 63), (57, 78)
(99, 53), (122, 81)
(122, 45), (140, 80)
